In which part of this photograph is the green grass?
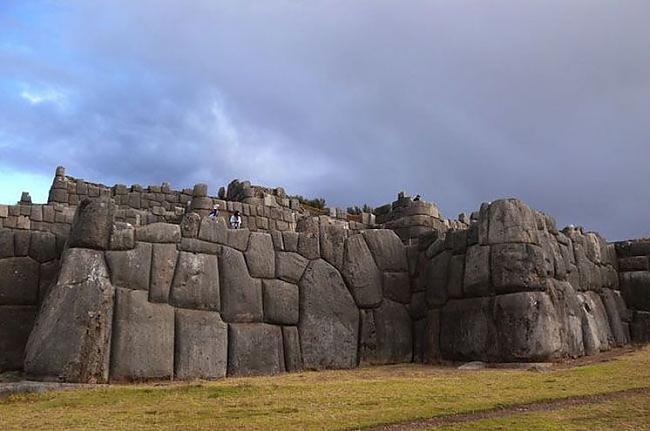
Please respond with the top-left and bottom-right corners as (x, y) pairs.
(1, 346), (649, 430)
(433, 393), (650, 431)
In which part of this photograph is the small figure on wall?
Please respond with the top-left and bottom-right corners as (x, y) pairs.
(229, 210), (242, 229)
(209, 203), (219, 218)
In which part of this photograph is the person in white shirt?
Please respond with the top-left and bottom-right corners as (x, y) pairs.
(229, 210), (242, 229)
(208, 203), (219, 218)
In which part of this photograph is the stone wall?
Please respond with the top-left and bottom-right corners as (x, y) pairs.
(374, 193), (468, 245)
(615, 239), (650, 342)
(412, 199), (630, 362)
(22, 199), (412, 382)
(0, 229), (60, 370)
(1, 167), (649, 380)
(46, 167), (306, 232)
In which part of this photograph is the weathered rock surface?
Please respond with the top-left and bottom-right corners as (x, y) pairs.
(135, 223), (181, 243)
(0, 257), (39, 305)
(105, 242), (152, 291)
(245, 232), (275, 278)
(426, 250), (451, 307)
(174, 309), (227, 380)
(149, 244), (178, 303)
(491, 243), (546, 294)
(219, 247), (262, 322)
(620, 271), (650, 312)
(486, 199), (538, 244)
(382, 272), (411, 304)
(360, 300), (412, 364)
(110, 288), (174, 381)
(275, 252), (308, 283)
(262, 279), (299, 325)
(319, 222), (346, 271)
(341, 235), (382, 308)
(0, 306), (37, 371)
(169, 251), (220, 311)
(299, 259), (358, 369)
(227, 324), (285, 376)
(68, 198), (113, 250)
(363, 230), (408, 271)
(198, 217), (227, 243)
(463, 245), (491, 297)
(109, 222), (134, 250)
(440, 297), (495, 361)
(493, 292), (562, 361)
(24, 248), (114, 383)
(282, 326), (303, 372)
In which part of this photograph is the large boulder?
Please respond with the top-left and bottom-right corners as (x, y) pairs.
(219, 247), (263, 322)
(275, 252), (309, 283)
(149, 243), (178, 303)
(382, 272), (411, 304)
(282, 326), (304, 372)
(485, 199), (538, 245)
(198, 217), (227, 243)
(631, 311), (650, 342)
(440, 297), (495, 361)
(0, 256), (40, 305)
(547, 280), (585, 358)
(319, 221), (347, 271)
(169, 251), (220, 311)
(359, 299), (412, 365)
(134, 223), (181, 243)
(299, 259), (359, 369)
(493, 292), (562, 361)
(362, 230), (408, 272)
(599, 288), (630, 346)
(619, 271), (650, 312)
(0, 229), (14, 258)
(341, 234), (383, 308)
(491, 243), (546, 294)
(0, 305), (37, 371)
(446, 255), (465, 299)
(24, 248), (114, 383)
(463, 245), (491, 297)
(28, 231), (58, 263)
(105, 242), (152, 291)
(425, 251), (451, 307)
(262, 279), (299, 325)
(68, 198), (114, 250)
(577, 292), (613, 355)
(244, 232), (275, 278)
(227, 323), (285, 376)
(174, 309), (227, 380)
(110, 288), (174, 381)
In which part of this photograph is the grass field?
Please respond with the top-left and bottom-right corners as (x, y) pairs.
(1, 346), (649, 431)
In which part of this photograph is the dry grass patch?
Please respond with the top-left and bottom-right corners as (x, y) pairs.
(0, 346), (649, 431)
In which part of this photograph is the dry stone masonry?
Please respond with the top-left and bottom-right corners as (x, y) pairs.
(0, 166), (648, 382)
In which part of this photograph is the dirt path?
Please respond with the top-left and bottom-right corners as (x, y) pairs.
(364, 386), (650, 431)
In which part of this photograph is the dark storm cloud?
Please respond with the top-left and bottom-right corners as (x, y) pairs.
(1, 0), (649, 240)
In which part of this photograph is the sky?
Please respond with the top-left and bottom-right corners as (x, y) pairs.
(1, 0), (649, 240)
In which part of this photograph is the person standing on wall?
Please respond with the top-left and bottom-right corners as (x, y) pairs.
(209, 203), (219, 218)
(229, 210), (242, 229)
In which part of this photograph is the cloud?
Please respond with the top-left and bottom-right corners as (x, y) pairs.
(1, 0), (649, 240)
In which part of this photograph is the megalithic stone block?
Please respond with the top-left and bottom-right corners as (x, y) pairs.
(174, 309), (227, 380)
(24, 248), (114, 383)
(341, 234), (382, 308)
(110, 288), (174, 381)
(227, 323), (285, 376)
(299, 259), (358, 369)
(68, 198), (114, 250)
